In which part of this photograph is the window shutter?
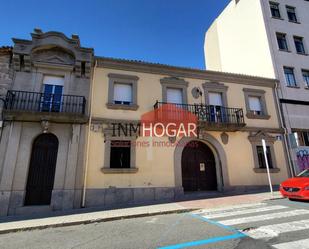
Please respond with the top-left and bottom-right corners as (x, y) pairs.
(249, 96), (262, 111)
(209, 92), (223, 106)
(113, 83), (132, 103)
(43, 76), (64, 86)
(166, 88), (183, 104)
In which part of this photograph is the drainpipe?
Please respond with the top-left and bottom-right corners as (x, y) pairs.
(81, 59), (97, 208)
(0, 98), (6, 144)
(274, 82), (294, 177)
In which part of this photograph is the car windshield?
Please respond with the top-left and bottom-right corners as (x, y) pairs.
(297, 169), (309, 177)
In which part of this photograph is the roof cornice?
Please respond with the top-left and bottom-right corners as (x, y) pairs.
(95, 56), (277, 88)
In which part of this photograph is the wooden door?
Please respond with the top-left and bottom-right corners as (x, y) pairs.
(181, 141), (217, 191)
(25, 134), (58, 205)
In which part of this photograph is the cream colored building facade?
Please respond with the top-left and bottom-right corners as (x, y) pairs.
(205, 0), (309, 174)
(84, 57), (289, 207)
(0, 29), (291, 215)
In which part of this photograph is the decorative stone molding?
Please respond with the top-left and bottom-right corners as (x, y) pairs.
(41, 120), (50, 133)
(101, 168), (138, 174)
(248, 131), (279, 173)
(160, 77), (188, 104)
(102, 122), (138, 170)
(106, 73), (139, 111)
(243, 88), (270, 120)
(12, 29), (93, 77)
(202, 82), (228, 106)
(220, 132), (229, 145)
(248, 131), (276, 143)
(96, 57), (278, 88)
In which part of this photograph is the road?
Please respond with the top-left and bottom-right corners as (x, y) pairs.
(0, 198), (308, 249)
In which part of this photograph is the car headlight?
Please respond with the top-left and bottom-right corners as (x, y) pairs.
(305, 186), (309, 190)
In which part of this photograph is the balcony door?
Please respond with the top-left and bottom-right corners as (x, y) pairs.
(41, 76), (64, 112)
(209, 92), (223, 122)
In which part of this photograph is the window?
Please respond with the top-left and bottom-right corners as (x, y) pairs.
(276, 33), (288, 51)
(243, 88), (270, 119)
(248, 96), (262, 115)
(270, 2), (281, 18)
(160, 77), (188, 104)
(208, 92), (224, 122)
(107, 73), (139, 110)
(248, 132), (279, 173)
(113, 83), (132, 105)
(209, 92), (223, 107)
(284, 67), (297, 86)
(295, 131), (309, 146)
(286, 6), (298, 22)
(166, 88), (183, 104)
(110, 140), (131, 168)
(256, 146), (274, 169)
(294, 36), (306, 54)
(302, 70), (309, 86)
(202, 82), (228, 107)
(42, 76), (64, 112)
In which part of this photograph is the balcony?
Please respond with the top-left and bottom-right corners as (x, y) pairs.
(3, 90), (87, 123)
(153, 102), (246, 131)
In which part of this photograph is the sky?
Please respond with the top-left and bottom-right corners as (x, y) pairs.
(0, 0), (230, 69)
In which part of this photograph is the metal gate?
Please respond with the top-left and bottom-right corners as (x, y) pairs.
(25, 133), (59, 206)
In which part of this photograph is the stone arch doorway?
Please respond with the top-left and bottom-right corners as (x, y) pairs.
(25, 133), (59, 206)
(181, 141), (217, 191)
(174, 134), (230, 192)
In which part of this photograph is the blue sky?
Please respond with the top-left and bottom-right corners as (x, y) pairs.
(0, 0), (229, 69)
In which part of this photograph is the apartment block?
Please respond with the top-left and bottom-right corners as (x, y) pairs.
(205, 0), (309, 174)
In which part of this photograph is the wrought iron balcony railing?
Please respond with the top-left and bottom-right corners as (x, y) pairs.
(153, 101), (245, 127)
(5, 90), (86, 115)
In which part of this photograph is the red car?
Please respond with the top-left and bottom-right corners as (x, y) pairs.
(280, 169), (309, 200)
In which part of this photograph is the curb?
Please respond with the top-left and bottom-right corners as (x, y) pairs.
(0, 208), (197, 235)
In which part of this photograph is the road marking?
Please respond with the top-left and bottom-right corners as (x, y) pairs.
(244, 219), (309, 239)
(203, 205), (288, 219)
(219, 209), (309, 226)
(157, 233), (246, 249)
(189, 213), (239, 232)
(194, 203), (267, 215)
(272, 238), (309, 249)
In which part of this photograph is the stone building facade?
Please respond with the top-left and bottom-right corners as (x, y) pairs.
(0, 29), (292, 216)
(0, 30), (93, 216)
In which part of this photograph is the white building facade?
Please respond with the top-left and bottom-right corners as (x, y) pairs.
(205, 0), (309, 175)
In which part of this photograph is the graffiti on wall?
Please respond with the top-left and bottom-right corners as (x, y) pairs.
(296, 147), (309, 172)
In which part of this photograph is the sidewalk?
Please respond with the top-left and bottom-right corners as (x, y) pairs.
(0, 191), (282, 234)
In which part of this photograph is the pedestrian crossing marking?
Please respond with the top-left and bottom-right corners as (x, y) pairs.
(272, 238), (309, 249)
(244, 219), (309, 239)
(194, 203), (267, 215)
(194, 202), (309, 249)
(219, 209), (309, 226)
(202, 205), (288, 219)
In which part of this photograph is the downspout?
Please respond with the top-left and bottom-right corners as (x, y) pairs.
(0, 98), (6, 144)
(81, 59), (97, 208)
(274, 82), (294, 177)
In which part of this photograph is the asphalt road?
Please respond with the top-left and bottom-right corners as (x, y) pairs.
(0, 198), (308, 249)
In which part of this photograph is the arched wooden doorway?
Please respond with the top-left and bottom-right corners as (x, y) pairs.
(25, 133), (59, 205)
(181, 141), (217, 191)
